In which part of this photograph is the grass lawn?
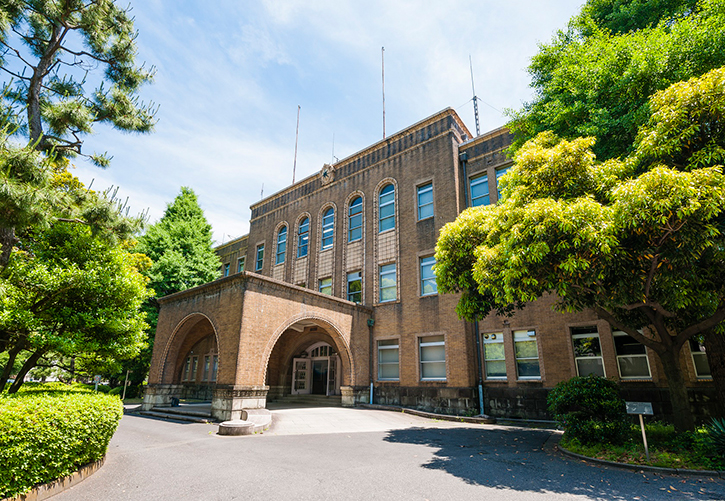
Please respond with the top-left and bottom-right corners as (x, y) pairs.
(559, 422), (725, 471)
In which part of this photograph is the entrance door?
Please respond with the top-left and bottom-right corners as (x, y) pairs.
(312, 360), (328, 395)
(292, 358), (310, 395)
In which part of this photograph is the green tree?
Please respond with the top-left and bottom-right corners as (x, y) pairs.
(0, 0), (156, 268)
(124, 187), (221, 387)
(436, 68), (725, 432)
(507, 0), (725, 161)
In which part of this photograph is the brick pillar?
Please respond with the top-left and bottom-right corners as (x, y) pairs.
(212, 385), (269, 421)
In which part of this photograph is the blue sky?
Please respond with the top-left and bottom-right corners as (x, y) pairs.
(74, 0), (584, 243)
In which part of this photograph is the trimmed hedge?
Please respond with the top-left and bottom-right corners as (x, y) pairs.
(0, 384), (123, 498)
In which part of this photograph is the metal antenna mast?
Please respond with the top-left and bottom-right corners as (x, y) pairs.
(469, 55), (480, 137)
(382, 46), (386, 139)
(292, 105), (301, 184)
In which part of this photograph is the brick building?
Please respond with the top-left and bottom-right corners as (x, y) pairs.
(143, 108), (715, 422)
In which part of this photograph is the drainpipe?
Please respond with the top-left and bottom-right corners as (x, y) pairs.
(368, 318), (375, 405)
(460, 150), (484, 415)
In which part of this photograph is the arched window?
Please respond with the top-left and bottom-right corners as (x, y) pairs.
(297, 217), (309, 258)
(321, 208), (334, 250)
(379, 184), (395, 232)
(348, 196), (362, 242)
(275, 225), (287, 265)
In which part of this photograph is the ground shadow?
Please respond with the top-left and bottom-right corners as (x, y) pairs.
(383, 426), (725, 500)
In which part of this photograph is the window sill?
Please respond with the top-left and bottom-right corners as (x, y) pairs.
(517, 378), (542, 382)
(376, 299), (400, 306)
(348, 238), (362, 244)
(619, 378), (653, 382)
(378, 227), (396, 235)
(485, 378), (507, 382)
(417, 216), (434, 222)
(420, 378), (446, 382)
(420, 293), (438, 298)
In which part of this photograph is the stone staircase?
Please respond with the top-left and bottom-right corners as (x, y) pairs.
(269, 394), (343, 407)
(138, 404), (216, 424)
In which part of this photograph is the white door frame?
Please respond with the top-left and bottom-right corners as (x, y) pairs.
(291, 358), (310, 395)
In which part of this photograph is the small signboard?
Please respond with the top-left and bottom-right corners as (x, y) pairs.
(626, 401), (653, 415)
(93, 375), (102, 384)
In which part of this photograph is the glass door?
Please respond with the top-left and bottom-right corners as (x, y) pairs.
(292, 358), (310, 395)
(327, 356), (337, 396)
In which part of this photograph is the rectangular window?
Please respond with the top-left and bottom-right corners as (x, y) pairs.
(571, 326), (605, 377)
(211, 355), (218, 382)
(689, 339), (712, 378)
(190, 356), (198, 381)
(417, 183), (434, 220)
(483, 332), (506, 379)
(420, 256), (437, 296)
(298, 218), (309, 257)
(514, 330), (540, 379)
(347, 271), (362, 303)
(319, 277), (332, 295)
(470, 173), (490, 207)
(379, 263), (396, 302)
(276, 228), (287, 265)
(420, 335), (446, 380)
(255, 244), (264, 271)
(202, 355), (210, 381)
(237, 257), (245, 273)
(182, 357), (191, 381)
(223, 263), (230, 277)
(495, 166), (510, 200)
(378, 339), (399, 380)
(613, 331), (651, 379)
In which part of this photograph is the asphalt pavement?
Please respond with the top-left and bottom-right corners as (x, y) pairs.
(53, 407), (725, 501)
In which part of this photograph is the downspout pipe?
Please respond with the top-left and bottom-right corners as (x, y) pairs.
(459, 150), (485, 416)
(368, 318), (375, 405)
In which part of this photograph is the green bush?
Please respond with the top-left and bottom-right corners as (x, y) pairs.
(547, 375), (630, 445)
(0, 389), (123, 498)
(707, 418), (725, 457)
(108, 386), (123, 396)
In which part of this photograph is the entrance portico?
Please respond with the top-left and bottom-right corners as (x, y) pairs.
(143, 272), (372, 421)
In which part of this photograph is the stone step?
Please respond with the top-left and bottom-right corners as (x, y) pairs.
(139, 410), (215, 424)
(272, 395), (342, 406)
(150, 406), (212, 418)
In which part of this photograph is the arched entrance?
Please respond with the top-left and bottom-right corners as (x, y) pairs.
(265, 318), (353, 402)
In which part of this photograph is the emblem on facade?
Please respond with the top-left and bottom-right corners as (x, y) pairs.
(320, 163), (335, 185)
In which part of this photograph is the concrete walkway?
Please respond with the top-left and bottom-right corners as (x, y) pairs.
(54, 407), (725, 501)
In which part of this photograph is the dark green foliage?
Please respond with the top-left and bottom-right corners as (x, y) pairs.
(0, 385), (123, 498)
(108, 386), (122, 396)
(707, 418), (725, 457)
(508, 0), (725, 160)
(548, 376), (630, 444)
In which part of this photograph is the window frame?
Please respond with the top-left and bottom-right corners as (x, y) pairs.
(419, 255), (437, 296)
(470, 172), (490, 207)
(417, 182), (434, 220)
(514, 330), (541, 380)
(613, 330), (652, 380)
(379, 263), (397, 303)
(377, 339), (400, 381)
(347, 271), (362, 304)
(275, 225), (287, 265)
(318, 277), (332, 295)
(348, 196), (363, 243)
(223, 263), (230, 277)
(689, 338), (712, 379)
(321, 208), (335, 250)
(297, 217), (310, 258)
(255, 244), (264, 272)
(483, 332), (506, 380)
(237, 257), (245, 273)
(202, 355), (210, 381)
(211, 355), (218, 382)
(495, 166), (510, 200)
(419, 334), (446, 381)
(571, 326), (606, 378)
(378, 184), (395, 233)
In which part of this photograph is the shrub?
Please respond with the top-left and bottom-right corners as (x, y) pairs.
(547, 375), (630, 445)
(0, 390), (123, 498)
(707, 418), (725, 457)
(108, 386), (123, 396)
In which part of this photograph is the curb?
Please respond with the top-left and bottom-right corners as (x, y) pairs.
(556, 441), (725, 478)
(3, 457), (105, 501)
(358, 403), (496, 424)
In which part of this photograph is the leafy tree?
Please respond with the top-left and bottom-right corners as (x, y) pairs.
(436, 68), (725, 432)
(124, 187), (221, 387)
(0, 0), (156, 268)
(507, 0), (725, 161)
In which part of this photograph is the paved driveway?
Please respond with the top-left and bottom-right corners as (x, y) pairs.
(54, 408), (725, 501)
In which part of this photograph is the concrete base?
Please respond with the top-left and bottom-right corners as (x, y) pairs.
(217, 409), (272, 436)
(211, 385), (269, 421)
(340, 386), (355, 407)
(141, 384), (183, 411)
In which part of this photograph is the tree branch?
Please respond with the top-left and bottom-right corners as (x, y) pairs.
(677, 304), (725, 347)
(594, 306), (664, 353)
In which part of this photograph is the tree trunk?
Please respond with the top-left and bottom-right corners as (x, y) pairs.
(658, 347), (695, 432)
(0, 226), (16, 269)
(704, 331), (725, 418)
(0, 342), (25, 393)
(7, 349), (45, 394)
